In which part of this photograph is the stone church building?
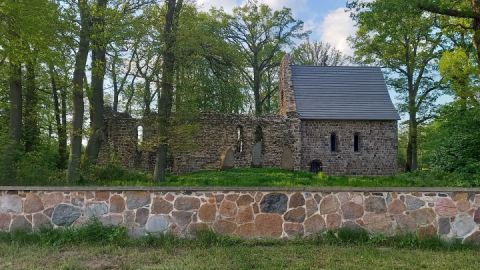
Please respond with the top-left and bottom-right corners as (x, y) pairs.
(98, 55), (399, 175)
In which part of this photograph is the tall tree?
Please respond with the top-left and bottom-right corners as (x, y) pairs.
(67, 0), (91, 183)
(23, 56), (39, 152)
(49, 65), (68, 169)
(417, 0), (480, 65)
(153, 0), (183, 182)
(85, 0), (108, 166)
(291, 40), (348, 66)
(349, 0), (445, 171)
(223, 1), (306, 115)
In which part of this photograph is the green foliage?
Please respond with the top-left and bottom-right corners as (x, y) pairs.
(315, 227), (476, 250)
(1, 166), (479, 187)
(439, 49), (479, 103)
(220, 1), (308, 114)
(0, 222), (477, 251)
(423, 103), (480, 173)
(291, 40), (348, 66)
(0, 219), (129, 247)
(0, 138), (65, 186)
(80, 164), (152, 185)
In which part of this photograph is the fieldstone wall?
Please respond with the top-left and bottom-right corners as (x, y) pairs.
(278, 54), (297, 117)
(301, 120), (398, 175)
(171, 113), (302, 173)
(98, 113), (302, 173)
(97, 115), (139, 168)
(1, 188), (479, 243)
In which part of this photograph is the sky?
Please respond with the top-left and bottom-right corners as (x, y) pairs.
(196, 0), (357, 55)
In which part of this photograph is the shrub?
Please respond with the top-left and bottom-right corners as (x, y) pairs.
(80, 163), (153, 185)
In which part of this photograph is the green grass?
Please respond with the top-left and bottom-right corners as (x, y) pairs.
(0, 222), (478, 269)
(3, 164), (480, 187)
(80, 166), (480, 187)
(2, 242), (480, 269)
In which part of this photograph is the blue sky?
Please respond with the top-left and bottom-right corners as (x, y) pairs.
(197, 0), (356, 54)
(196, 0), (453, 117)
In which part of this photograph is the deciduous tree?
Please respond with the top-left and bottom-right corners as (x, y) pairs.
(349, 0), (445, 171)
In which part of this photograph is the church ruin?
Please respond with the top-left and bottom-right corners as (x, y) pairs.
(98, 55), (399, 175)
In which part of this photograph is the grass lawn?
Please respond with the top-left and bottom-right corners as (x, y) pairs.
(0, 223), (478, 269)
(1, 242), (479, 269)
(81, 167), (480, 187)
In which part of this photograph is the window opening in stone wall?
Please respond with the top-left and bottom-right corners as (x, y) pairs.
(236, 125), (244, 153)
(254, 125), (264, 143)
(137, 125), (144, 145)
(354, 133), (360, 152)
(252, 126), (264, 167)
(330, 133), (337, 152)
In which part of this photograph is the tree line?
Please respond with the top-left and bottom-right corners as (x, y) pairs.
(0, 0), (345, 183)
(0, 0), (478, 184)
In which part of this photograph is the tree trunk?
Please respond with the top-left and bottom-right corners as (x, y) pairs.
(153, 0), (183, 182)
(144, 78), (151, 115)
(111, 53), (119, 112)
(8, 62), (22, 146)
(253, 61), (262, 115)
(85, 0), (107, 166)
(50, 66), (67, 169)
(60, 76), (68, 169)
(406, 112), (418, 172)
(405, 77), (418, 172)
(24, 58), (39, 152)
(67, 0), (91, 183)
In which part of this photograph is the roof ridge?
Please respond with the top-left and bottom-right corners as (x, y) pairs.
(291, 65), (381, 68)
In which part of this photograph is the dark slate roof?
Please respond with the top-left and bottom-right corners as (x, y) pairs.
(291, 66), (400, 120)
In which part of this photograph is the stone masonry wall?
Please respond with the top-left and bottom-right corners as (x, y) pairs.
(0, 188), (479, 243)
(301, 120), (398, 175)
(97, 116), (139, 168)
(171, 113), (302, 173)
(98, 113), (302, 173)
(278, 54), (297, 117)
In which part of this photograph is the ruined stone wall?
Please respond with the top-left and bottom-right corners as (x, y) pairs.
(1, 187), (479, 243)
(300, 120), (398, 175)
(171, 113), (302, 173)
(97, 117), (139, 168)
(98, 113), (302, 173)
(278, 55), (297, 117)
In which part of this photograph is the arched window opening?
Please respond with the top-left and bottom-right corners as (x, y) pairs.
(252, 126), (264, 167)
(137, 126), (144, 145)
(236, 125), (244, 153)
(254, 126), (263, 143)
(354, 133), (360, 152)
(330, 133), (337, 152)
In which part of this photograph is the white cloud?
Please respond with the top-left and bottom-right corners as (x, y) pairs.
(196, 0), (240, 13)
(258, 0), (307, 12)
(196, 0), (307, 14)
(319, 8), (356, 55)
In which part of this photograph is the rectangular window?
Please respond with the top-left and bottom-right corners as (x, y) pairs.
(330, 133), (337, 152)
(354, 133), (360, 152)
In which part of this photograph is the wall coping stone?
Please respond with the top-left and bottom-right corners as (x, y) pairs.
(1, 186), (479, 192)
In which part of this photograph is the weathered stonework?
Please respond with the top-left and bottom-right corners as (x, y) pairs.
(98, 113), (302, 173)
(278, 54), (297, 117)
(300, 120), (398, 175)
(1, 188), (479, 244)
(98, 56), (398, 176)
